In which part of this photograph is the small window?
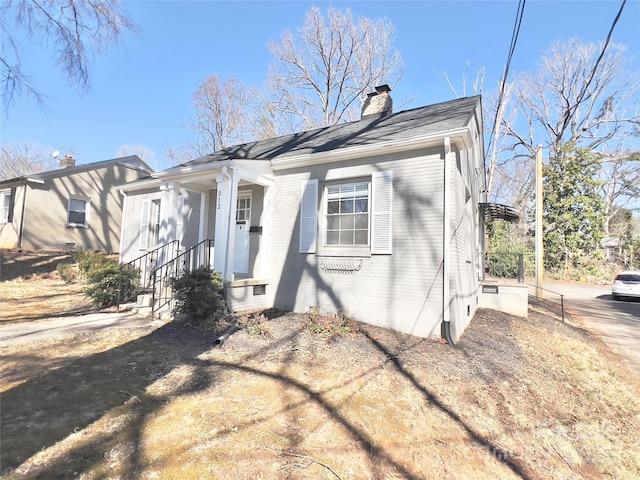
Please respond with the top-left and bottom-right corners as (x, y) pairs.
(236, 196), (251, 224)
(325, 182), (369, 246)
(67, 197), (89, 227)
(0, 190), (11, 223)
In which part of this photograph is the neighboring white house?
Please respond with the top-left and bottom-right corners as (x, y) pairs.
(119, 92), (491, 342)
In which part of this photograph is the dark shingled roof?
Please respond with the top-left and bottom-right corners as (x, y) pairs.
(176, 95), (481, 169)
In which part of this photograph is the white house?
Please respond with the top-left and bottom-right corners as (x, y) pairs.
(118, 92), (491, 342)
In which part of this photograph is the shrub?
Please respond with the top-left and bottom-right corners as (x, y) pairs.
(84, 260), (140, 309)
(306, 306), (359, 337)
(171, 268), (227, 326)
(237, 310), (273, 340)
(80, 257), (140, 309)
(56, 262), (79, 283)
(54, 249), (140, 308)
(72, 249), (112, 283)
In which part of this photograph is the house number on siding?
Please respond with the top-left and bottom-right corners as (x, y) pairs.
(217, 190), (222, 210)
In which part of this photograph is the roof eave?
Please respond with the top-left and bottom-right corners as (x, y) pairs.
(271, 127), (474, 171)
(118, 159), (275, 192)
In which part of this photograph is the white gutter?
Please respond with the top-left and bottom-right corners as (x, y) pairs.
(118, 189), (127, 261)
(271, 128), (472, 171)
(443, 137), (452, 326)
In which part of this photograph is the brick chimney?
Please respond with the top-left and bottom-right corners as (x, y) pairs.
(361, 84), (393, 118)
(59, 155), (76, 168)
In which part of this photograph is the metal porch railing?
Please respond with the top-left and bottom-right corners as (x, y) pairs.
(116, 240), (180, 310)
(151, 239), (215, 319)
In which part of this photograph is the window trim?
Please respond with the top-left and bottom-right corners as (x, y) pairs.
(317, 177), (372, 257)
(0, 189), (12, 224)
(300, 170), (392, 257)
(66, 195), (90, 228)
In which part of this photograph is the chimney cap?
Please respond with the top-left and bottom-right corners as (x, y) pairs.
(375, 84), (391, 93)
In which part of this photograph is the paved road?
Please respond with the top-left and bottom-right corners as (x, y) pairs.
(536, 282), (640, 377)
(0, 311), (164, 346)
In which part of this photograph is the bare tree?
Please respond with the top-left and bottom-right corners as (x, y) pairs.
(116, 144), (156, 168)
(166, 75), (255, 165)
(598, 149), (640, 235)
(267, 5), (403, 132)
(490, 39), (640, 209)
(437, 61), (485, 99)
(0, 142), (57, 179)
(503, 39), (639, 158)
(189, 75), (254, 154)
(1, 0), (138, 114)
(164, 145), (196, 168)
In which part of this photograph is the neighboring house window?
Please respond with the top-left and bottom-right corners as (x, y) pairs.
(67, 196), (90, 227)
(299, 171), (393, 255)
(325, 182), (369, 246)
(1, 189), (12, 223)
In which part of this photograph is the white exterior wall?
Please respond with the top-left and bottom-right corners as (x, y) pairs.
(268, 147), (447, 339)
(120, 188), (203, 265)
(179, 189), (202, 250)
(120, 189), (161, 264)
(449, 146), (480, 341)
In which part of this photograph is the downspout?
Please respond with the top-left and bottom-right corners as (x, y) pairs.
(441, 137), (455, 346)
(118, 189), (128, 262)
(214, 322), (240, 345)
(17, 179), (29, 251)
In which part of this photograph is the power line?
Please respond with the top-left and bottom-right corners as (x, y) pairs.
(485, 0), (526, 159)
(559, 0), (627, 139)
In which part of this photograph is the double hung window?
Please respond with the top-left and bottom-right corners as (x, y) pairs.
(325, 182), (369, 246)
(1, 190), (11, 223)
(67, 197), (89, 227)
(299, 170), (392, 255)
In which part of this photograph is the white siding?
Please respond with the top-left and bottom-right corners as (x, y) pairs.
(269, 147), (447, 339)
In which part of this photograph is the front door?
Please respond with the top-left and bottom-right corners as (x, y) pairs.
(233, 194), (251, 274)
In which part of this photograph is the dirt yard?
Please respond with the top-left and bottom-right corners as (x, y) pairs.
(1, 251), (640, 479)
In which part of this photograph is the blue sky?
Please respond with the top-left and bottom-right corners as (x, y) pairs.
(2, 0), (639, 171)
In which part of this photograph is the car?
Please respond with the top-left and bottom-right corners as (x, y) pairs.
(612, 271), (640, 301)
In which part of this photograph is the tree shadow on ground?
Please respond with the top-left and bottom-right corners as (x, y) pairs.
(0, 322), (219, 477)
(0, 251), (72, 282)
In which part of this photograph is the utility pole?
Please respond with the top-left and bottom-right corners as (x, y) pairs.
(535, 145), (544, 298)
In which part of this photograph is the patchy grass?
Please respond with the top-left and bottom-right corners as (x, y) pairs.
(0, 278), (91, 323)
(0, 251), (73, 282)
(0, 250), (93, 323)
(2, 286), (640, 479)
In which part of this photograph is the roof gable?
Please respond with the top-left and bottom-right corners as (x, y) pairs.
(0, 155), (152, 187)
